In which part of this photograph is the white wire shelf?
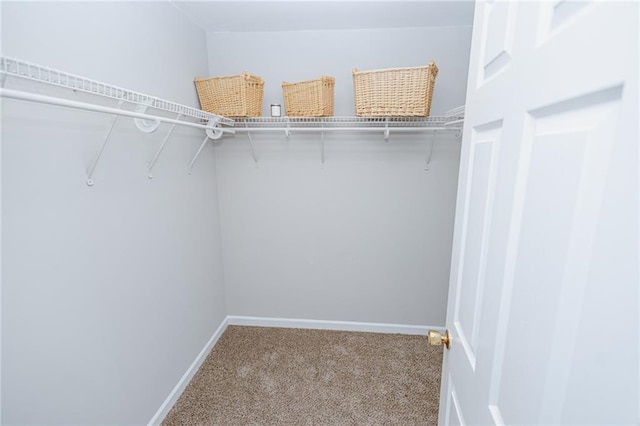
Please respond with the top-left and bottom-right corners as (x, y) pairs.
(233, 115), (464, 131)
(0, 55), (236, 185)
(0, 56), (234, 126)
(0, 55), (465, 175)
(232, 112), (464, 167)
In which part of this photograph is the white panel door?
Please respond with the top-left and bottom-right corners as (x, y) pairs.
(439, 1), (638, 425)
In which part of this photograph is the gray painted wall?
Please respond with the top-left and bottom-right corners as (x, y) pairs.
(1, 2), (227, 424)
(207, 27), (471, 326)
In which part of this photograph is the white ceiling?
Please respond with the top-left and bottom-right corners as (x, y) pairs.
(171, 1), (475, 33)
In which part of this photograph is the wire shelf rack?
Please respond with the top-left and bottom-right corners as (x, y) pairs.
(0, 55), (465, 174)
(0, 56), (234, 126)
(0, 55), (238, 185)
(232, 111), (464, 167)
(233, 115), (464, 130)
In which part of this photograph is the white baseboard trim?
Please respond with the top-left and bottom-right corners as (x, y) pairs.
(227, 315), (444, 335)
(147, 316), (229, 426)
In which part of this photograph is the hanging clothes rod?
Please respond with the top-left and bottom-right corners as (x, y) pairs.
(0, 88), (235, 135)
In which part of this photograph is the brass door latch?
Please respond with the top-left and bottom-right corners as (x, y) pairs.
(428, 329), (450, 350)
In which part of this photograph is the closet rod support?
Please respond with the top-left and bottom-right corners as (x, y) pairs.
(246, 131), (259, 164)
(205, 117), (224, 140)
(0, 88), (236, 135)
(86, 100), (124, 186)
(134, 100), (161, 133)
(425, 130), (437, 171)
(188, 136), (210, 175)
(320, 127), (325, 164)
(147, 113), (182, 178)
(384, 118), (390, 141)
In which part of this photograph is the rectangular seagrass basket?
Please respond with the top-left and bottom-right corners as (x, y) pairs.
(352, 61), (438, 117)
(282, 76), (335, 117)
(194, 72), (264, 117)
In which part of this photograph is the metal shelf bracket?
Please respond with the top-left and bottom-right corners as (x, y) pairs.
(384, 118), (390, 141)
(320, 126), (325, 165)
(188, 136), (210, 175)
(246, 129), (259, 164)
(86, 100), (124, 186)
(147, 113), (182, 178)
(187, 118), (227, 174)
(425, 130), (438, 171)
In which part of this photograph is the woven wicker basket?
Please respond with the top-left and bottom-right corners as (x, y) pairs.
(282, 76), (335, 117)
(194, 72), (264, 117)
(352, 61), (438, 117)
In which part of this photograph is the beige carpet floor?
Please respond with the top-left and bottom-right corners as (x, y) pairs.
(162, 326), (443, 425)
